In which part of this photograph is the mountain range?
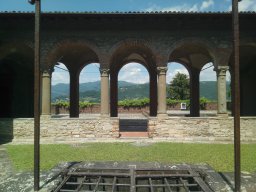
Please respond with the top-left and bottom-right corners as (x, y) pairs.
(52, 80), (231, 102)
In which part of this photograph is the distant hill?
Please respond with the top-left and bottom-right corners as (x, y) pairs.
(52, 81), (230, 102)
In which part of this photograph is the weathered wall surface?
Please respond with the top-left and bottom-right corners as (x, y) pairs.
(0, 117), (255, 143)
(148, 117), (256, 143)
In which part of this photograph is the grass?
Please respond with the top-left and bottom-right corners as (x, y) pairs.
(6, 143), (256, 172)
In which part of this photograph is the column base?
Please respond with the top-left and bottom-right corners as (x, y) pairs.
(217, 113), (229, 118)
(100, 114), (110, 118)
(157, 113), (168, 119)
(40, 114), (51, 119)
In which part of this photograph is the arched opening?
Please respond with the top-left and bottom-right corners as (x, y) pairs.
(167, 62), (190, 116)
(51, 63), (70, 116)
(0, 44), (34, 118)
(169, 40), (215, 117)
(239, 45), (256, 116)
(47, 41), (99, 118)
(79, 63), (100, 116)
(200, 63), (216, 114)
(110, 41), (157, 117)
(118, 62), (149, 116)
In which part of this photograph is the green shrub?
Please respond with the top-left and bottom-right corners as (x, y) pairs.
(79, 101), (95, 109)
(52, 100), (69, 108)
(200, 97), (210, 110)
(118, 98), (149, 108)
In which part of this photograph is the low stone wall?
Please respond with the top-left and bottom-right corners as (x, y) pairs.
(0, 117), (119, 143)
(51, 105), (150, 114)
(148, 117), (256, 142)
(0, 116), (255, 143)
(51, 103), (218, 115)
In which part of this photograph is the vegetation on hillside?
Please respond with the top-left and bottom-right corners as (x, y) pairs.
(52, 80), (231, 103)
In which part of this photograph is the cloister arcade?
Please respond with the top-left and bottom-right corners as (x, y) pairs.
(0, 11), (256, 142)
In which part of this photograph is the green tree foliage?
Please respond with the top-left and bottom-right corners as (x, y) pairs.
(168, 72), (190, 100)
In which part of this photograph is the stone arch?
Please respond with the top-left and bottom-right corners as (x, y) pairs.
(45, 40), (101, 118)
(0, 41), (33, 61)
(45, 39), (101, 71)
(109, 39), (158, 117)
(109, 38), (156, 71)
(0, 42), (34, 117)
(169, 38), (217, 70)
(168, 38), (217, 117)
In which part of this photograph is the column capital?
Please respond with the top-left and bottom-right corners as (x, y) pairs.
(41, 68), (53, 77)
(157, 67), (168, 75)
(215, 66), (229, 76)
(100, 68), (110, 77)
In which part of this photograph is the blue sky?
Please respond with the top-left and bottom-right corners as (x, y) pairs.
(1, 0), (255, 13)
(1, 0), (253, 84)
(0, 0), (231, 12)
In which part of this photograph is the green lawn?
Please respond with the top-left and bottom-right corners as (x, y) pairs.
(6, 143), (256, 172)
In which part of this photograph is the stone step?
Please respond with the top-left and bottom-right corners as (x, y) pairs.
(120, 132), (149, 138)
(119, 119), (148, 132)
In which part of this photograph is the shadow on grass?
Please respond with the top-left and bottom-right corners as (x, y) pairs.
(0, 118), (13, 144)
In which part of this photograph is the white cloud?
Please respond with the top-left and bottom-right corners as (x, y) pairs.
(145, 4), (199, 12)
(228, 0), (256, 11)
(145, 0), (215, 12)
(52, 63), (70, 85)
(200, 64), (216, 81)
(200, 0), (214, 10)
(118, 63), (149, 84)
(167, 68), (189, 83)
(239, 0), (256, 11)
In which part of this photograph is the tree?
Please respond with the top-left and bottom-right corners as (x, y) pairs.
(168, 72), (190, 100)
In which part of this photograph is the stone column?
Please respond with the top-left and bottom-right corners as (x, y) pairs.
(100, 69), (110, 117)
(110, 73), (118, 117)
(150, 73), (158, 117)
(70, 70), (79, 118)
(216, 66), (229, 115)
(157, 67), (168, 116)
(190, 68), (200, 117)
(41, 70), (51, 116)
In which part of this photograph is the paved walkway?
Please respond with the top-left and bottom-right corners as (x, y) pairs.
(0, 145), (13, 179)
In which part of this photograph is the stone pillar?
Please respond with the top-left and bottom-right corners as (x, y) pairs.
(190, 68), (200, 117)
(216, 66), (229, 115)
(157, 67), (168, 116)
(41, 70), (51, 116)
(150, 73), (158, 117)
(100, 69), (110, 117)
(110, 73), (118, 117)
(70, 70), (79, 118)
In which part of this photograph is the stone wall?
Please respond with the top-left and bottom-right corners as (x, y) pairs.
(148, 117), (256, 143)
(0, 117), (119, 143)
(0, 117), (255, 143)
(51, 103), (218, 115)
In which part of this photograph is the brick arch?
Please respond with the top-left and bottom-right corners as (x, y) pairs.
(45, 39), (101, 71)
(168, 38), (217, 70)
(109, 39), (158, 117)
(109, 39), (157, 71)
(0, 41), (34, 62)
